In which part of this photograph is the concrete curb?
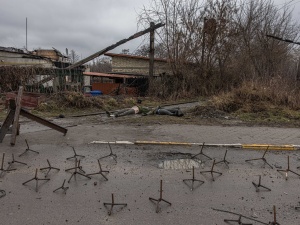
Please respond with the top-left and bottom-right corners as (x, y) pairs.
(90, 140), (300, 151)
(242, 144), (298, 151)
(90, 141), (134, 145)
(90, 140), (241, 148)
(135, 141), (242, 148)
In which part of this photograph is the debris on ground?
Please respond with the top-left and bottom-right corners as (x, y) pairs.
(191, 105), (232, 119)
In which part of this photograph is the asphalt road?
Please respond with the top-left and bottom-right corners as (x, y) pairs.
(1, 116), (300, 224)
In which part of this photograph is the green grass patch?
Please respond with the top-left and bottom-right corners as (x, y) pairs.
(234, 107), (300, 125)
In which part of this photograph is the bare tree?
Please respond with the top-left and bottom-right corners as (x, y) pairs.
(138, 0), (207, 98)
(134, 43), (168, 58)
(138, 0), (300, 99)
(69, 49), (80, 64)
(121, 49), (130, 55)
(235, 0), (299, 80)
(90, 57), (112, 73)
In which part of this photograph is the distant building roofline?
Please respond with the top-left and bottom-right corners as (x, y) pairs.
(0, 46), (29, 55)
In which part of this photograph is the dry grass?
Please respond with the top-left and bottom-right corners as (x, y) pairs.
(31, 93), (177, 118)
(2, 77), (300, 127)
(211, 78), (300, 113)
(202, 77), (300, 126)
(36, 92), (104, 112)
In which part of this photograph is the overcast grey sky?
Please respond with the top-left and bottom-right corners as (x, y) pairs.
(0, 0), (299, 60)
(274, 0), (300, 18)
(0, 0), (150, 58)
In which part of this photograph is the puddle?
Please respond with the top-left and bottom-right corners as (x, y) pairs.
(158, 159), (201, 169)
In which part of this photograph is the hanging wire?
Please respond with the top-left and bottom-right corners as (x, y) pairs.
(131, 33), (150, 54)
(275, 0), (300, 9)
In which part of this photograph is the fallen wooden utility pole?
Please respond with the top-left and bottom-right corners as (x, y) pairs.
(31, 74), (56, 87)
(66, 23), (165, 70)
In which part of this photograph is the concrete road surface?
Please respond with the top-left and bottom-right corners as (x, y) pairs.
(0, 117), (300, 224)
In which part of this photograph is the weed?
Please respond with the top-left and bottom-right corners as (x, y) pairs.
(106, 97), (118, 107)
(123, 97), (136, 105)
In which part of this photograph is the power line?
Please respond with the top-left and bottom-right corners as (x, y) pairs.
(276, 0), (300, 11)
(266, 34), (300, 45)
(132, 33), (150, 54)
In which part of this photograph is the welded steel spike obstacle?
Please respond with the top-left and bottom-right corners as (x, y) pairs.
(269, 205), (280, 225)
(277, 155), (300, 180)
(99, 142), (117, 161)
(40, 159), (60, 177)
(66, 146), (85, 160)
(67, 158), (91, 183)
(103, 193), (127, 215)
(8, 153), (27, 169)
(224, 214), (253, 225)
(22, 168), (50, 192)
(87, 159), (109, 180)
(65, 158), (86, 174)
(200, 159), (222, 181)
(191, 142), (212, 160)
(245, 146), (273, 169)
(19, 139), (39, 157)
(215, 149), (230, 168)
(53, 179), (69, 194)
(183, 166), (204, 190)
(149, 180), (172, 213)
(252, 175), (271, 192)
(0, 153), (16, 177)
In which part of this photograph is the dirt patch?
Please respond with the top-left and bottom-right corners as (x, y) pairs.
(191, 105), (231, 119)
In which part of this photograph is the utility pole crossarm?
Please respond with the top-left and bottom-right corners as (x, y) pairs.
(66, 23), (165, 70)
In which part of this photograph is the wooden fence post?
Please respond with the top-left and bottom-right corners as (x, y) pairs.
(10, 86), (23, 146)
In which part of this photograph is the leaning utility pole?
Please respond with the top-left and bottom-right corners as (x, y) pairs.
(66, 23), (165, 70)
(26, 17), (28, 50)
(149, 22), (155, 79)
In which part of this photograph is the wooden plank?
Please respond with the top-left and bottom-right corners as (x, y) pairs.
(0, 110), (15, 143)
(10, 86), (23, 146)
(20, 109), (68, 135)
